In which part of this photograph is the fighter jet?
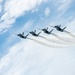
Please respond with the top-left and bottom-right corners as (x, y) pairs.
(17, 32), (29, 39)
(37, 27), (53, 34)
(27, 30), (41, 37)
(51, 25), (66, 32)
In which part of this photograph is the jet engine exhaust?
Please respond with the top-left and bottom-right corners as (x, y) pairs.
(27, 37), (70, 48)
(64, 30), (75, 38)
(39, 35), (67, 44)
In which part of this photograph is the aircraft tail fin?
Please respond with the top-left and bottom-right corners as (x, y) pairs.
(46, 27), (48, 30)
(22, 32), (24, 35)
(34, 30), (36, 33)
(58, 25), (61, 27)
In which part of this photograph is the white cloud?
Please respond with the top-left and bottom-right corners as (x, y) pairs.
(56, 0), (72, 18)
(3, 0), (42, 19)
(0, 5), (2, 13)
(0, 0), (3, 3)
(0, 35), (75, 75)
(0, 0), (3, 13)
(0, 0), (43, 33)
(57, 0), (72, 11)
(45, 7), (51, 17)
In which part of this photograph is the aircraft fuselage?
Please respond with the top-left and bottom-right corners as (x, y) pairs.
(55, 26), (63, 32)
(42, 29), (50, 34)
(30, 32), (38, 36)
(17, 34), (26, 38)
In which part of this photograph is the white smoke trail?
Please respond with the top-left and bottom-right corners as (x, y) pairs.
(39, 35), (69, 44)
(64, 30), (75, 38)
(51, 33), (75, 44)
(27, 37), (71, 48)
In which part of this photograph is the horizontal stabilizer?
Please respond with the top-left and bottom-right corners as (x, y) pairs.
(63, 27), (66, 30)
(50, 29), (53, 33)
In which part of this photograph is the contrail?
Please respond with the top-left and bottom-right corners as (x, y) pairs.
(64, 30), (75, 38)
(51, 33), (75, 44)
(39, 35), (68, 44)
(51, 33), (73, 44)
(27, 37), (70, 48)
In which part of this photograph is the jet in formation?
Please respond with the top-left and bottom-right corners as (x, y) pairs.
(51, 25), (66, 32)
(38, 27), (53, 34)
(28, 30), (41, 37)
(17, 32), (29, 39)
(17, 25), (67, 39)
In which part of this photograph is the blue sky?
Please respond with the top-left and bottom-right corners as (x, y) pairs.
(0, 0), (75, 75)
